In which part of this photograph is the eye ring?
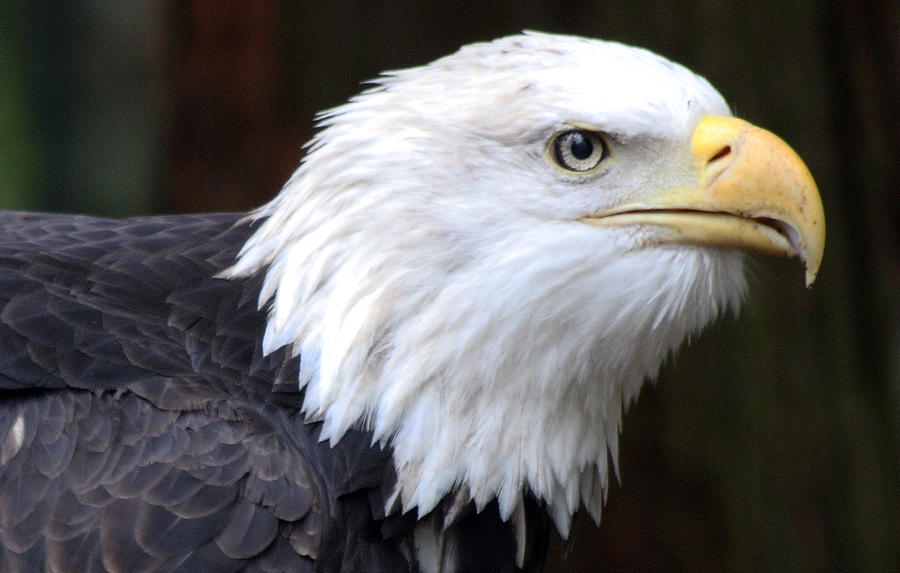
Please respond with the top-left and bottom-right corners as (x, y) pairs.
(549, 129), (609, 173)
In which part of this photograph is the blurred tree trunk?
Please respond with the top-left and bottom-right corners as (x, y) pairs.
(164, 1), (304, 213)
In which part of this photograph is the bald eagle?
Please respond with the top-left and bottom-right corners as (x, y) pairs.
(0, 32), (823, 572)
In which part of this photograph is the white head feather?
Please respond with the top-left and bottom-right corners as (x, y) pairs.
(226, 32), (745, 535)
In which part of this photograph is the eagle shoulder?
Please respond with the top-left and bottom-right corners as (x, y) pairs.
(0, 211), (421, 572)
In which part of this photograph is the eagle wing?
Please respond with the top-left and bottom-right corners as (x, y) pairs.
(0, 212), (405, 572)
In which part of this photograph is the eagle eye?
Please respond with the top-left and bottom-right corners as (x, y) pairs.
(549, 129), (608, 173)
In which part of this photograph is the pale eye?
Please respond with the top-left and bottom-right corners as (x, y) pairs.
(550, 130), (608, 172)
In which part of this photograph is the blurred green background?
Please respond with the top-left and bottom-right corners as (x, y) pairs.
(1, 2), (897, 571)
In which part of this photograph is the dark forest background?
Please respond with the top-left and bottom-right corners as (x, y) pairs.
(1, 2), (897, 571)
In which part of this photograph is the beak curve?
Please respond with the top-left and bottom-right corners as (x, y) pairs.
(580, 115), (825, 286)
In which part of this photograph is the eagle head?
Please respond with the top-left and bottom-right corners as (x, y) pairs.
(227, 32), (824, 535)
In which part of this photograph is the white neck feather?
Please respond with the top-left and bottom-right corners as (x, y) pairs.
(228, 184), (744, 535)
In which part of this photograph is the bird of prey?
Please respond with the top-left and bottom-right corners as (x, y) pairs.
(0, 32), (824, 572)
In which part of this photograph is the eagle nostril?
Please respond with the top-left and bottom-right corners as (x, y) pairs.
(708, 145), (732, 164)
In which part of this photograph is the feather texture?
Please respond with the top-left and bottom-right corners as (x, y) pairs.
(0, 212), (548, 571)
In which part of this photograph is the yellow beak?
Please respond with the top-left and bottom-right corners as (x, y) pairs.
(580, 115), (825, 286)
